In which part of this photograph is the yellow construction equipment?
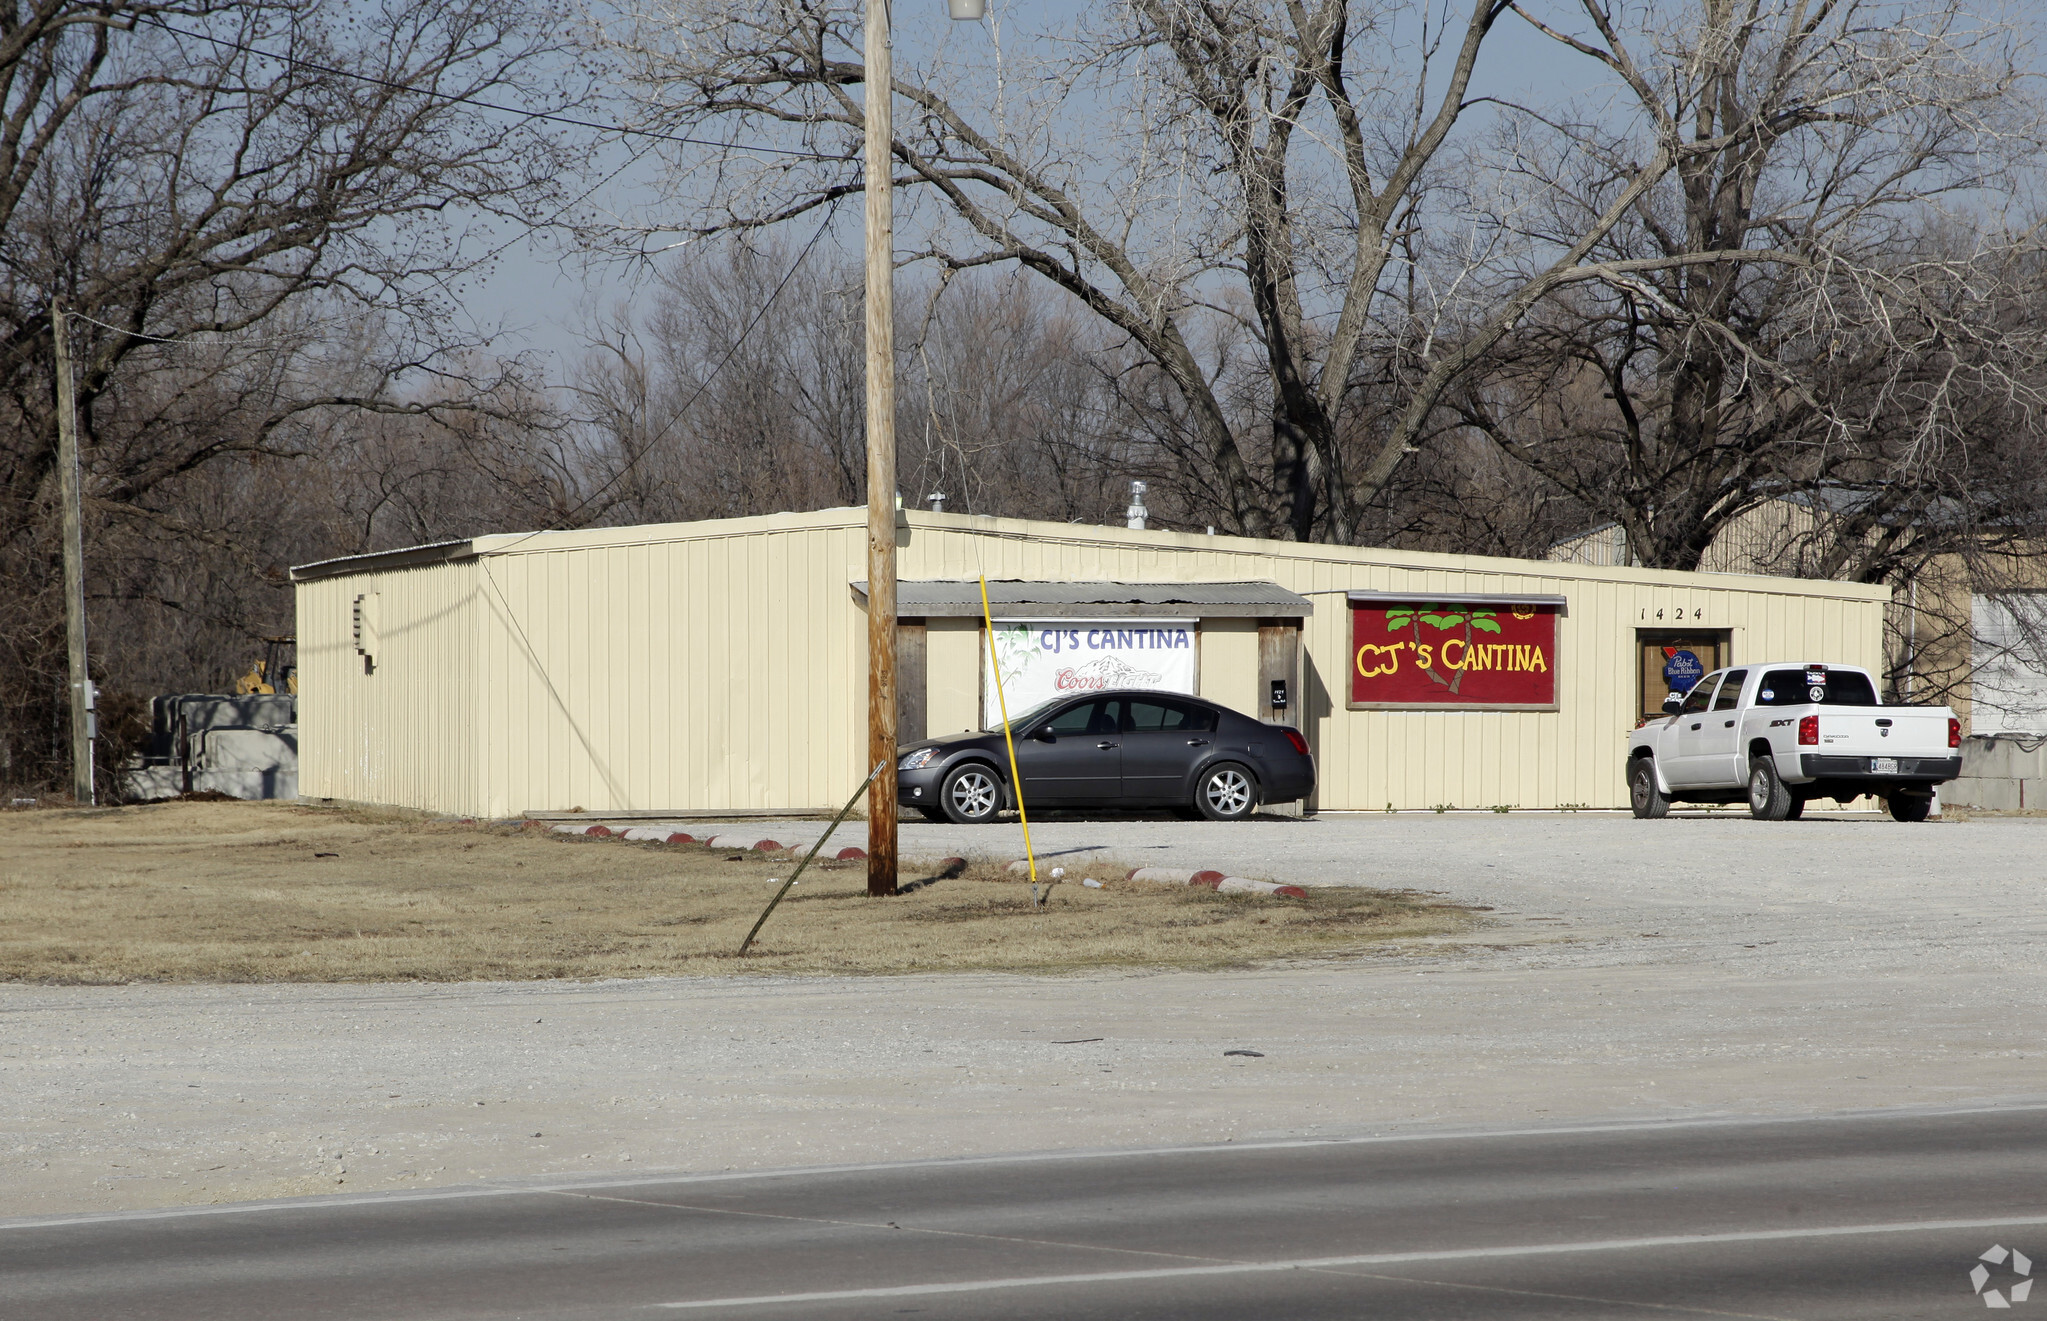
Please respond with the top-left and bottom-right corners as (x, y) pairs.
(234, 636), (297, 695)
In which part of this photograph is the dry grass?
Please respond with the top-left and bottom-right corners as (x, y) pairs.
(0, 801), (1473, 984)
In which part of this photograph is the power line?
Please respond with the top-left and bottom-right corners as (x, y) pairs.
(61, 307), (302, 346)
(143, 17), (849, 163)
(483, 197), (846, 557)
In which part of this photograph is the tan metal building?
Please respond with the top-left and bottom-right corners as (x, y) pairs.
(291, 507), (1889, 817)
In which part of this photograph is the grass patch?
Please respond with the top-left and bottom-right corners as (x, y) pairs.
(0, 801), (1472, 983)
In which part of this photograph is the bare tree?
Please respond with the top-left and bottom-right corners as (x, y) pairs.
(0, 0), (589, 790)
(596, 0), (1706, 543)
(573, 241), (1133, 525)
(1454, 0), (2042, 573)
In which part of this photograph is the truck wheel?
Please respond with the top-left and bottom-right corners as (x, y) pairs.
(1747, 757), (1794, 820)
(1887, 792), (1932, 823)
(1784, 795), (1806, 821)
(939, 764), (1004, 824)
(1628, 759), (1669, 819)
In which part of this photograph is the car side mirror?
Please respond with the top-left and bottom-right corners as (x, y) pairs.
(1662, 692), (1684, 714)
(1034, 725), (1056, 741)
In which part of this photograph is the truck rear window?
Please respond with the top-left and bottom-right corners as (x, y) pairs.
(1755, 669), (1878, 706)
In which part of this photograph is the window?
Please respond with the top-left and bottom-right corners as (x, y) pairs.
(1117, 698), (1218, 733)
(1045, 700), (1113, 735)
(1679, 673), (1720, 716)
(1712, 670), (1749, 711)
(1755, 669), (1879, 707)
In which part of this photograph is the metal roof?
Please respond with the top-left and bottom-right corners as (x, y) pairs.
(290, 539), (474, 582)
(1347, 589), (1568, 613)
(851, 579), (1313, 618)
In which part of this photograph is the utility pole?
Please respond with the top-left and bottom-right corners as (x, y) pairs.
(864, 0), (899, 897)
(51, 301), (94, 806)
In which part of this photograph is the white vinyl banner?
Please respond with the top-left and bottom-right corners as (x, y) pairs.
(982, 619), (1198, 729)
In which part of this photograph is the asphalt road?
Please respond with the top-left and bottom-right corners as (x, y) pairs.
(7, 1106), (2043, 1320)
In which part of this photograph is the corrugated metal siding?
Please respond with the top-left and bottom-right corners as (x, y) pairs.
(466, 515), (868, 817)
(901, 515), (1885, 810)
(295, 561), (481, 813)
(297, 508), (1886, 815)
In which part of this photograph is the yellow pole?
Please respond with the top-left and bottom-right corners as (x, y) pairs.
(979, 575), (1038, 886)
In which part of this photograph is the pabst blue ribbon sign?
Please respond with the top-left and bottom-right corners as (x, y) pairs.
(1350, 600), (1559, 710)
(984, 620), (1197, 727)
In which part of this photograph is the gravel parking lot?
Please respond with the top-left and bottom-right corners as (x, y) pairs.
(5, 810), (2043, 1219)
(668, 807), (2047, 974)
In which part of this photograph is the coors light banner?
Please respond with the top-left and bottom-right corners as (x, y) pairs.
(982, 620), (1197, 728)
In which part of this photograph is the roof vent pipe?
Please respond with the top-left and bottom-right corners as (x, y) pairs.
(927, 492), (946, 513)
(1126, 480), (1148, 531)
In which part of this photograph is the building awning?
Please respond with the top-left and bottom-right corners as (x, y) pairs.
(852, 579), (1312, 619)
(1347, 589), (1569, 614)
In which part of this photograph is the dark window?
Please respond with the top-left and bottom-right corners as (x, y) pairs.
(1044, 701), (1104, 735)
(1712, 670), (1749, 711)
(1755, 669), (1880, 707)
(1679, 673), (1720, 716)
(1113, 697), (1219, 733)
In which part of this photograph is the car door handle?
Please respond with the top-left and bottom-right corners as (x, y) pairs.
(1689, 722), (1701, 730)
(1096, 741), (1117, 749)
(1723, 720), (1734, 727)
(1186, 739), (1210, 746)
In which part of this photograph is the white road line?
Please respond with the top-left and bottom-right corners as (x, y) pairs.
(653, 1215), (2047, 1310)
(5, 1101), (2045, 1233)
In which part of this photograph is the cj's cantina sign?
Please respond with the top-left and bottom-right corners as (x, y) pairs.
(1350, 600), (1559, 710)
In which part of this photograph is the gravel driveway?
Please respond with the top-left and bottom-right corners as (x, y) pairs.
(5, 810), (2043, 1220)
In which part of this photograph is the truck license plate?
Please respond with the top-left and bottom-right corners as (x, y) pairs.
(1872, 757), (1898, 775)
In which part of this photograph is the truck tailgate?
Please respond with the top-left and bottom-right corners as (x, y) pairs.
(1813, 709), (1949, 758)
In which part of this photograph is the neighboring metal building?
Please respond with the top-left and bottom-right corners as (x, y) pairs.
(290, 508), (1889, 817)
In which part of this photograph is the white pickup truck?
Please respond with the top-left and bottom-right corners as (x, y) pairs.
(1626, 662), (1960, 821)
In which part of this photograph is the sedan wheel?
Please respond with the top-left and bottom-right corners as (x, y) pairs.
(1195, 763), (1256, 821)
(940, 764), (1003, 824)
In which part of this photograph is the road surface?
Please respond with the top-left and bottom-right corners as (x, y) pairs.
(7, 1104), (2041, 1319)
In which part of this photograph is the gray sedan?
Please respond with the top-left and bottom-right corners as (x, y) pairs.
(895, 690), (1315, 823)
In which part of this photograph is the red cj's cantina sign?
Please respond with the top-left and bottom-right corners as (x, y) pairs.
(1350, 600), (1560, 710)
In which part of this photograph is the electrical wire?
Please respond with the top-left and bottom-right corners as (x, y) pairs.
(142, 17), (848, 163)
(478, 196), (844, 558)
(60, 307), (304, 346)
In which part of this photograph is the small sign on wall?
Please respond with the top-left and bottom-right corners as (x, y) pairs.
(1350, 600), (1560, 710)
(984, 619), (1197, 728)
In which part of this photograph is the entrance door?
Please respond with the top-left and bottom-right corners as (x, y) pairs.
(1014, 698), (1121, 805)
(1638, 631), (1728, 724)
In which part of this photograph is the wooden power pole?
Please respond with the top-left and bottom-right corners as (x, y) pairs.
(864, 0), (899, 896)
(50, 301), (94, 806)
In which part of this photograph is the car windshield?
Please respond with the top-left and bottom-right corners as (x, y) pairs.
(987, 697), (1067, 733)
(1755, 668), (1880, 706)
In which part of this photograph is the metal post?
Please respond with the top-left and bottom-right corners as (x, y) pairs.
(51, 302), (94, 806)
(864, 0), (899, 897)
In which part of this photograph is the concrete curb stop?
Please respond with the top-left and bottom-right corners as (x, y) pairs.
(1126, 866), (1227, 889)
(1216, 876), (1309, 899)
(998, 863), (1302, 897)
(706, 833), (783, 852)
